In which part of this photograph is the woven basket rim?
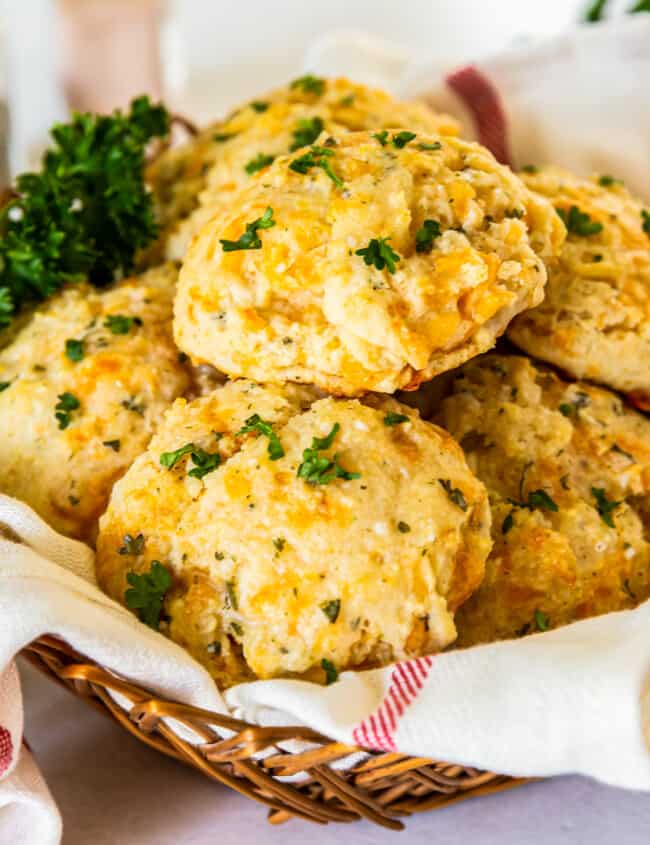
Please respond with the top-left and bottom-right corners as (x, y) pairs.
(22, 634), (531, 829)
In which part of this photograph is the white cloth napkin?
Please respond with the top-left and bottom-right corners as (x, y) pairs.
(4, 16), (650, 844)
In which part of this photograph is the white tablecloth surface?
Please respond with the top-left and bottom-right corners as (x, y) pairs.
(18, 659), (650, 845)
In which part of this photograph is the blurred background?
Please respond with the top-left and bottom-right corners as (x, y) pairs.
(0, 0), (642, 177)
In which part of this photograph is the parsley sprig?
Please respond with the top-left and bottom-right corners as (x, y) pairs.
(244, 153), (275, 175)
(592, 487), (622, 528)
(290, 117), (324, 151)
(220, 207), (276, 252)
(55, 392), (80, 430)
(642, 209), (650, 237)
(508, 489), (559, 513)
(160, 442), (221, 479)
(383, 412), (409, 426)
(356, 238), (401, 273)
(297, 423), (360, 485)
(415, 219), (442, 254)
(125, 561), (172, 630)
(0, 96), (169, 327)
(438, 478), (468, 511)
(236, 414), (285, 460)
(557, 205), (603, 236)
(290, 75), (325, 96)
(290, 146), (343, 187)
(65, 338), (84, 362)
(104, 314), (142, 335)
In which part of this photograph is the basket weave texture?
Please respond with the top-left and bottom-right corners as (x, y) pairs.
(22, 636), (530, 829)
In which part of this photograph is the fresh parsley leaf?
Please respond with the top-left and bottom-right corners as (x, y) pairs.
(104, 314), (142, 335)
(290, 75), (325, 96)
(558, 392), (590, 417)
(273, 537), (286, 553)
(220, 207), (276, 252)
(383, 412), (409, 426)
(244, 153), (275, 175)
(415, 219), (442, 254)
(584, 0), (608, 21)
(392, 131), (417, 148)
(290, 116), (324, 151)
(534, 609), (550, 632)
(320, 599), (341, 623)
(373, 130), (389, 146)
(119, 533), (145, 556)
(103, 439), (121, 452)
(125, 561), (171, 630)
(0, 96), (168, 327)
(250, 100), (269, 113)
(508, 489), (559, 513)
(236, 414), (285, 460)
(0, 381), (11, 392)
(55, 391), (80, 429)
(397, 521), (411, 533)
(230, 621), (244, 637)
(355, 237), (401, 273)
(417, 141), (442, 151)
(65, 338), (84, 362)
(592, 486), (622, 528)
(297, 423), (360, 485)
(598, 174), (621, 187)
(225, 578), (238, 611)
(629, 0), (650, 11)
(502, 510), (514, 534)
(438, 478), (469, 511)
(160, 442), (220, 478)
(321, 658), (338, 685)
(521, 164), (538, 173)
(160, 443), (195, 469)
(339, 94), (355, 106)
(557, 205), (603, 236)
(213, 132), (235, 142)
(642, 209), (650, 236)
(290, 145), (342, 186)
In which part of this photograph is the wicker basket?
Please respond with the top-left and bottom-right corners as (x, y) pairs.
(22, 636), (530, 830)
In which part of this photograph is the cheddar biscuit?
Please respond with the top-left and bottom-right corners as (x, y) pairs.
(0, 264), (190, 541)
(174, 130), (563, 396)
(96, 380), (491, 688)
(438, 354), (650, 646)
(509, 166), (650, 405)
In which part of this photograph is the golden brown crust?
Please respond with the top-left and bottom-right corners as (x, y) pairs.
(437, 353), (650, 646)
(96, 381), (492, 687)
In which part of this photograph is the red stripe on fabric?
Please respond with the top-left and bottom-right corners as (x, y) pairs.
(403, 660), (424, 691)
(391, 671), (411, 708)
(395, 663), (417, 698)
(0, 726), (13, 776)
(388, 687), (405, 718)
(383, 696), (398, 732)
(445, 65), (512, 165)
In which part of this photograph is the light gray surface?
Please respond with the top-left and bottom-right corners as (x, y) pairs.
(19, 659), (650, 844)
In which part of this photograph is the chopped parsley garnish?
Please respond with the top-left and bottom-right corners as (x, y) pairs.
(104, 314), (142, 335)
(397, 521), (411, 533)
(556, 205), (603, 236)
(558, 392), (590, 417)
(642, 209), (650, 237)
(250, 100), (269, 113)
(534, 609), (550, 632)
(273, 537), (286, 553)
(321, 599), (341, 623)
(415, 219), (442, 254)
(244, 153), (275, 175)
(584, 0), (608, 21)
(160, 442), (221, 479)
(372, 130), (389, 146)
(598, 174), (621, 187)
(592, 486), (622, 528)
(236, 414), (285, 460)
(230, 621), (244, 637)
(65, 338), (84, 362)
(297, 423), (360, 485)
(438, 478), (468, 511)
(391, 131), (416, 149)
(103, 439), (121, 452)
(213, 131), (235, 142)
(290, 116), (324, 151)
(502, 511), (514, 534)
(339, 94), (355, 106)
(321, 658), (338, 685)
(225, 579), (238, 611)
(0, 96), (168, 327)
(417, 141), (442, 151)
(383, 411), (409, 426)
(521, 164), (538, 173)
(290, 145), (343, 187)
(125, 561), (171, 630)
(220, 207), (276, 252)
(119, 533), (145, 556)
(355, 237), (401, 273)
(290, 75), (325, 96)
(508, 489), (558, 513)
(55, 391), (80, 429)
(630, 0), (650, 11)
(0, 381), (11, 392)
